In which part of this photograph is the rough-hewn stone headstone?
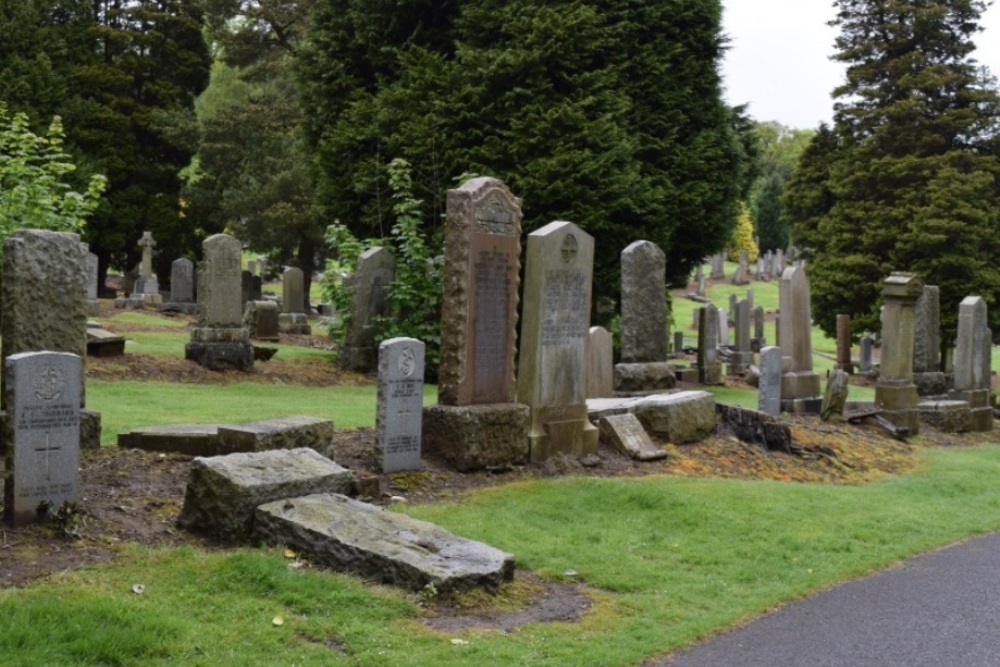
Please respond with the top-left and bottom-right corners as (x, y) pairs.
(587, 326), (614, 399)
(758, 346), (782, 416)
(729, 299), (752, 374)
(177, 448), (354, 541)
(875, 272), (923, 434)
(2, 230), (88, 407)
(710, 253), (726, 280)
(254, 493), (516, 594)
(517, 221), (598, 462)
(778, 265), (820, 412)
(620, 240), (667, 363)
(338, 247), (396, 372)
(3, 351), (81, 527)
(377, 337), (425, 473)
(860, 334), (874, 374)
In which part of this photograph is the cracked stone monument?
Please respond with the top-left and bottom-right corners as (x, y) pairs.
(279, 267), (311, 334)
(185, 234), (254, 371)
(517, 221), (599, 462)
(952, 296), (993, 431)
(3, 351), (82, 527)
(778, 265), (821, 413)
(338, 247), (396, 372)
(377, 337), (425, 472)
(2, 230), (100, 453)
(913, 285), (946, 395)
(875, 272), (923, 434)
(422, 177), (529, 470)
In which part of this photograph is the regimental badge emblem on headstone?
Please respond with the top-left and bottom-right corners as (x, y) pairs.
(33, 365), (65, 402)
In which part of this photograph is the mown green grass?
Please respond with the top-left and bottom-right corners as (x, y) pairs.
(87, 380), (438, 445)
(5, 444), (1000, 665)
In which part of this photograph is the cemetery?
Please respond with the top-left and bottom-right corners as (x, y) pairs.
(1, 216), (999, 665)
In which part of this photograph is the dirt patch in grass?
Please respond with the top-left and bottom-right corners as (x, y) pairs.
(1, 304), (995, 633)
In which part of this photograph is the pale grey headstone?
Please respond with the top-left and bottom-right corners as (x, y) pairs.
(171, 258), (195, 303)
(197, 234), (243, 328)
(620, 240), (667, 363)
(86, 250), (99, 300)
(758, 346), (782, 416)
(342, 247), (396, 352)
(3, 351), (82, 527)
(718, 309), (729, 346)
(588, 326), (614, 399)
(138, 231), (155, 281)
(860, 335), (874, 373)
(282, 267), (305, 314)
(674, 331), (685, 355)
(377, 337), (425, 473)
(955, 296), (990, 391)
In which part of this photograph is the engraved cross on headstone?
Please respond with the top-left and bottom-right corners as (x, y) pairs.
(560, 234), (578, 264)
(33, 431), (59, 481)
(138, 231), (156, 279)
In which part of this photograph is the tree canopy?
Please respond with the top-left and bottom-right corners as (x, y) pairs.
(783, 0), (1000, 342)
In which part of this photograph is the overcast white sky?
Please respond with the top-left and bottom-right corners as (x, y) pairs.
(722, 1), (1000, 129)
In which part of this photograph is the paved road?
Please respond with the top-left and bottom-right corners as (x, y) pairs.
(654, 531), (1000, 666)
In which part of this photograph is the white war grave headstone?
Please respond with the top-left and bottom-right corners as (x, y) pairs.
(377, 337), (426, 472)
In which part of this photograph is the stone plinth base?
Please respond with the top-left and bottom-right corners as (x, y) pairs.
(185, 340), (254, 371)
(632, 391), (716, 444)
(918, 400), (971, 433)
(913, 371), (947, 396)
(697, 363), (722, 385)
(190, 327), (249, 343)
(727, 352), (752, 376)
(613, 362), (676, 392)
(528, 405), (599, 463)
(113, 296), (145, 310)
(951, 388), (993, 432)
(337, 345), (375, 373)
(674, 367), (699, 383)
(161, 301), (198, 315)
(422, 403), (529, 472)
(781, 396), (823, 414)
(875, 380), (920, 435)
(780, 371), (822, 414)
(279, 312), (312, 335)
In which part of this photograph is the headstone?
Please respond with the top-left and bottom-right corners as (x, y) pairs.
(134, 231), (161, 304)
(282, 267), (305, 314)
(138, 231), (156, 282)
(859, 335), (874, 373)
(758, 346), (782, 416)
(835, 314), (854, 373)
(517, 221), (598, 461)
(620, 240), (667, 363)
(338, 247), (396, 372)
(718, 309), (729, 346)
(257, 257), (269, 279)
(773, 248), (785, 278)
(185, 233), (253, 371)
(695, 264), (706, 297)
(424, 176), (529, 470)
(377, 337), (425, 473)
(751, 305), (766, 351)
(247, 260), (258, 276)
(952, 296), (992, 431)
(3, 351), (82, 527)
(821, 369), (849, 421)
(778, 265), (821, 413)
(710, 253), (726, 280)
(674, 331), (685, 356)
(85, 250), (99, 301)
(598, 413), (668, 461)
(731, 250), (750, 285)
(697, 304), (721, 385)
(729, 299), (752, 374)
(875, 272), (923, 434)
(243, 300), (280, 341)
(170, 258), (195, 303)
(587, 326), (614, 399)
(912, 285), (946, 395)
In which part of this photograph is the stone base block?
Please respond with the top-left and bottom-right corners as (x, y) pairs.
(87, 300), (101, 317)
(278, 312), (312, 335)
(632, 391), (716, 444)
(177, 448), (354, 542)
(190, 327), (250, 343)
(142, 293), (163, 306)
(875, 381), (920, 435)
(86, 328), (126, 357)
(697, 363), (722, 386)
(913, 371), (947, 396)
(675, 367), (699, 383)
(113, 296), (146, 310)
(614, 362), (676, 392)
(218, 416), (335, 453)
(185, 340), (254, 371)
(422, 403), (529, 471)
(716, 404), (793, 453)
(528, 406), (599, 463)
(781, 371), (821, 402)
(338, 345), (376, 373)
(951, 389), (993, 432)
(780, 397), (823, 414)
(118, 423), (223, 455)
(254, 493), (515, 593)
(918, 400), (971, 433)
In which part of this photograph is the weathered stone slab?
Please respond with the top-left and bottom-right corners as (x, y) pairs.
(715, 404), (793, 453)
(598, 413), (667, 461)
(697, 305), (721, 385)
(422, 403), (529, 471)
(620, 240), (667, 363)
(217, 416), (335, 453)
(176, 448), (353, 542)
(86, 327), (126, 357)
(377, 337), (425, 473)
(118, 423), (223, 455)
(758, 346), (782, 416)
(254, 493), (515, 593)
(821, 369), (849, 421)
(613, 362), (676, 393)
(587, 326), (614, 399)
(4, 351), (82, 527)
(585, 396), (647, 422)
(282, 267), (306, 314)
(631, 391), (716, 444)
(244, 300), (280, 341)
(918, 400), (971, 433)
(778, 265), (820, 411)
(171, 257), (195, 303)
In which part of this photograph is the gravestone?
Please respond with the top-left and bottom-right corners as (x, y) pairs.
(695, 264), (706, 297)
(859, 334), (874, 374)
(751, 305), (766, 352)
(3, 351), (82, 527)
(674, 331), (685, 356)
(718, 309), (729, 346)
(517, 221), (598, 462)
(758, 346), (782, 416)
(377, 337), (425, 472)
(339, 247), (396, 372)
(620, 240), (667, 363)
(170, 258), (195, 303)
(835, 314), (854, 373)
(778, 265), (821, 413)
(243, 300), (280, 341)
(913, 285), (945, 395)
(84, 248), (100, 316)
(710, 253), (726, 280)
(729, 299), (752, 374)
(952, 296), (992, 431)
(731, 250), (750, 285)
(875, 272), (923, 434)
(587, 326), (614, 399)
(257, 257), (269, 279)
(697, 304), (721, 385)
(598, 413), (667, 461)
(772, 249), (785, 278)
(247, 260), (258, 276)
(135, 231), (161, 304)
(423, 176), (529, 470)
(185, 233), (253, 371)
(821, 369), (849, 421)
(279, 267), (310, 334)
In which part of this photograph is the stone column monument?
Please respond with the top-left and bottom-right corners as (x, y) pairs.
(516, 221), (599, 462)
(778, 265), (821, 413)
(422, 177), (529, 470)
(875, 272), (923, 434)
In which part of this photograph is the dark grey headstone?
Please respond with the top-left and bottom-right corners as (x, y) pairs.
(170, 258), (194, 303)
(758, 346), (782, 416)
(377, 337), (425, 473)
(3, 351), (82, 527)
(620, 240), (667, 363)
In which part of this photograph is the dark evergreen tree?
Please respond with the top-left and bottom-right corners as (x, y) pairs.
(784, 0), (1000, 340)
(754, 172), (787, 252)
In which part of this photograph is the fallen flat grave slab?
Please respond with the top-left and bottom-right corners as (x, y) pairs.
(117, 423), (222, 455)
(598, 413), (668, 461)
(177, 448), (354, 541)
(254, 493), (515, 594)
(118, 416), (335, 456)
